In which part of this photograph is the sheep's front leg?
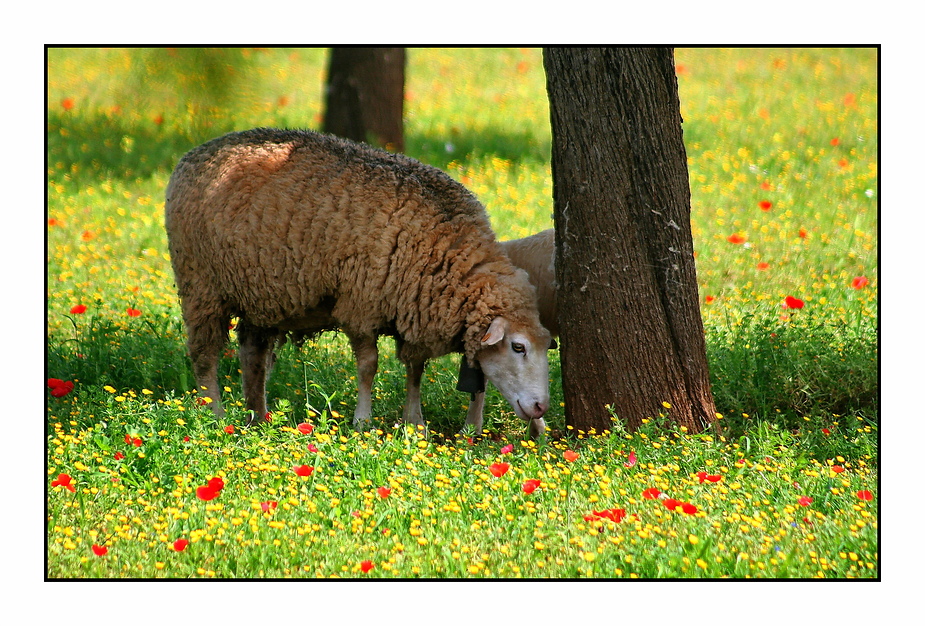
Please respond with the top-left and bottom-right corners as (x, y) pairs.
(349, 334), (379, 429)
(462, 391), (486, 436)
(402, 358), (426, 428)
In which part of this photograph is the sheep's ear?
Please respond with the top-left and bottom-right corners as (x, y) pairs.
(480, 317), (507, 346)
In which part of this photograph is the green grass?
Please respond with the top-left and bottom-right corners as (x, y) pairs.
(46, 47), (878, 579)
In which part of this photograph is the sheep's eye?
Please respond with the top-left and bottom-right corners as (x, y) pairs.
(511, 342), (526, 354)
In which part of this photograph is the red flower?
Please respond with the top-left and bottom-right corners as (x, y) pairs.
(663, 498), (681, 511)
(196, 486), (220, 501)
(704, 295), (715, 304)
(798, 496), (813, 507)
(307, 443), (319, 453)
(489, 462), (510, 478)
(831, 466), (845, 474)
(642, 488), (661, 500)
(296, 422), (314, 435)
(70, 304), (87, 315)
(784, 296), (804, 309)
(91, 544), (108, 556)
(360, 560), (375, 573)
(822, 428), (831, 436)
(563, 450), (579, 463)
(727, 233), (747, 244)
(697, 472), (722, 483)
(261, 501), (278, 512)
(51, 473), (76, 492)
(61, 98), (75, 111)
(851, 276), (869, 290)
(126, 307), (142, 317)
(681, 502), (698, 515)
(293, 465), (314, 477)
(624, 450), (637, 468)
(207, 477), (225, 492)
(760, 181), (772, 190)
(798, 228), (808, 239)
(522, 479), (541, 495)
(500, 444), (514, 455)
(224, 424), (235, 434)
(590, 508), (627, 523)
(759, 200), (772, 211)
(47, 378), (75, 397)
(377, 487), (391, 498)
(757, 262), (770, 271)
(114, 452), (124, 460)
(132, 437), (142, 447)
(856, 490), (873, 501)
(830, 137), (840, 146)
(173, 538), (189, 552)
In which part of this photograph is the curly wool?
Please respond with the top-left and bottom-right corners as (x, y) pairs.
(165, 128), (542, 369)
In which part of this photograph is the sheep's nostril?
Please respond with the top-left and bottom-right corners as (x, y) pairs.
(534, 401), (548, 418)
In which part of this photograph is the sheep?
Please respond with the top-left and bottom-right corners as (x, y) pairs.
(164, 127), (552, 432)
(454, 229), (558, 438)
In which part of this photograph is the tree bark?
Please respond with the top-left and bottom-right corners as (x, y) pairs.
(322, 47), (406, 152)
(543, 47), (716, 434)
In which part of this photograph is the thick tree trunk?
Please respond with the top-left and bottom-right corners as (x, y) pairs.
(543, 47), (716, 434)
(322, 47), (406, 152)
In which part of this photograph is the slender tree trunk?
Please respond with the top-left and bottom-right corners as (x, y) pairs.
(322, 47), (406, 152)
(543, 47), (716, 434)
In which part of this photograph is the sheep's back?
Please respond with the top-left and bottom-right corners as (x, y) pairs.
(165, 129), (498, 338)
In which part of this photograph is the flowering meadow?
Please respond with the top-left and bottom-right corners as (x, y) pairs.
(46, 48), (877, 579)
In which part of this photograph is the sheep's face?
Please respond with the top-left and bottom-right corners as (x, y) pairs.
(476, 316), (551, 422)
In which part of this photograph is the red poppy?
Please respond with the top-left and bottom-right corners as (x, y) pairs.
(61, 98), (75, 111)
(296, 422), (314, 435)
(761, 181), (772, 191)
(114, 452), (124, 460)
(173, 538), (189, 552)
(856, 490), (873, 501)
(127, 307), (142, 317)
(360, 560), (375, 573)
(705, 295), (715, 304)
(563, 450), (579, 463)
(642, 488), (661, 500)
(624, 450), (637, 468)
(822, 428), (831, 436)
(757, 262), (770, 271)
(784, 296), (804, 309)
(377, 487), (391, 498)
(798, 496), (813, 506)
(293, 465), (314, 477)
(851, 276), (869, 290)
(307, 443), (318, 453)
(91, 544), (108, 556)
(590, 508), (627, 523)
(830, 137), (840, 146)
(261, 501), (278, 512)
(207, 477), (225, 492)
(663, 498), (681, 511)
(522, 479), (541, 495)
(727, 233), (747, 244)
(759, 200), (772, 211)
(70, 304), (87, 315)
(131, 437), (142, 447)
(681, 502), (698, 515)
(697, 472), (722, 483)
(500, 444), (514, 455)
(224, 424), (235, 434)
(51, 473), (76, 492)
(798, 228), (808, 239)
(831, 466), (845, 474)
(196, 486), (220, 501)
(47, 378), (75, 398)
(489, 462), (510, 478)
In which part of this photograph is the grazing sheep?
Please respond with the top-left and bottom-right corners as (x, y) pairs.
(456, 229), (558, 437)
(164, 128), (551, 431)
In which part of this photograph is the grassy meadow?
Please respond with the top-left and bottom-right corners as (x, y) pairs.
(46, 48), (878, 579)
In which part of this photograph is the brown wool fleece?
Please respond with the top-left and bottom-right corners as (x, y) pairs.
(165, 128), (544, 367)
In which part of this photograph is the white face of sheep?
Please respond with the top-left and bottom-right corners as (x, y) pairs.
(476, 316), (551, 424)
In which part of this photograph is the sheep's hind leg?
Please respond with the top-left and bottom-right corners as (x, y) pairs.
(238, 322), (276, 426)
(348, 333), (379, 430)
(185, 310), (229, 418)
(462, 391), (486, 436)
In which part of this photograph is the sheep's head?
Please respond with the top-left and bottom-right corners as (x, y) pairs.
(475, 316), (551, 425)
